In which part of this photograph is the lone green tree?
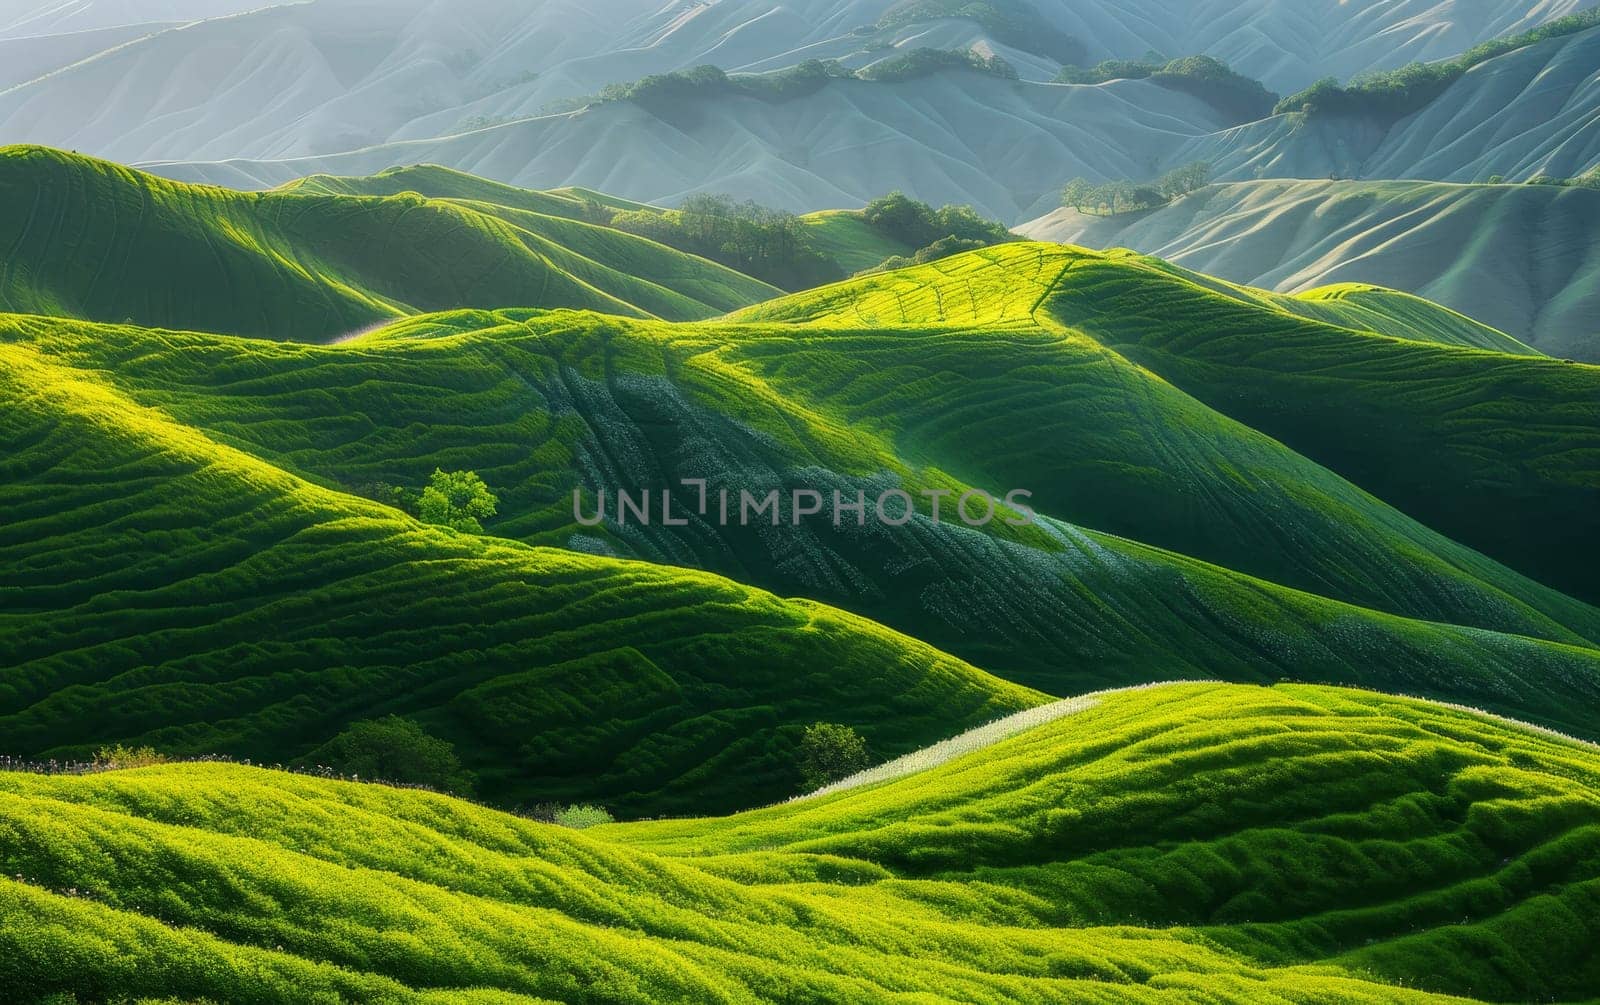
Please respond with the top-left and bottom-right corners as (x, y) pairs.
(312, 715), (474, 793)
(419, 468), (498, 533)
(798, 722), (870, 791)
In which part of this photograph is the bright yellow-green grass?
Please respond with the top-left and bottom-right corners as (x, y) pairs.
(0, 147), (777, 340)
(0, 340), (1037, 814)
(3, 683), (1598, 1002)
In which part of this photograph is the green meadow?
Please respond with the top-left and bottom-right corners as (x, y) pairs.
(4, 684), (1600, 1002)
(1, 148), (1598, 1002)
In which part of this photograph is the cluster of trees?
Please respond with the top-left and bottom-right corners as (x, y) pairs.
(874, 0), (1086, 65)
(1055, 54), (1277, 123)
(1513, 169), (1600, 189)
(862, 191), (1017, 248)
(855, 191), (1018, 273)
(1060, 161), (1213, 215)
(604, 194), (845, 290)
(859, 47), (1019, 82)
(596, 60), (857, 109)
(575, 39), (1039, 118)
(1275, 9), (1600, 122)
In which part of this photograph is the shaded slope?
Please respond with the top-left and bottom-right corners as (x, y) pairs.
(13, 250), (1600, 738)
(0, 339), (1037, 815)
(1020, 179), (1600, 360)
(1028, 247), (1600, 605)
(0, 146), (777, 339)
(4, 683), (1600, 1001)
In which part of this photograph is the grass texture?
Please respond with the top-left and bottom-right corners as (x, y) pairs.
(6, 239), (1600, 758)
(2, 683), (1598, 1002)
(0, 147), (777, 340)
(0, 339), (1037, 815)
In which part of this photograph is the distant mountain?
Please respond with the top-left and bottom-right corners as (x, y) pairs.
(1022, 179), (1600, 361)
(1, 0), (1596, 187)
(0, 0), (262, 38)
(123, 20), (1600, 224)
(1188, 23), (1600, 184)
(141, 69), (1231, 222)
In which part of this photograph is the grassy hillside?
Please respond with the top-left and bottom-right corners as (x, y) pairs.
(10, 246), (1600, 739)
(0, 339), (1037, 815)
(798, 209), (917, 273)
(1031, 247), (1600, 604)
(1019, 179), (1600, 361)
(4, 683), (1599, 1002)
(280, 165), (659, 221)
(0, 147), (777, 340)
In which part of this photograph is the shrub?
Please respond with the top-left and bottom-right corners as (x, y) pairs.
(798, 723), (870, 791)
(93, 744), (168, 769)
(555, 804), (616, 828)
(418, 468), (498, 533)
(310, 716), (474, 793)
(352, 480), (420, 516)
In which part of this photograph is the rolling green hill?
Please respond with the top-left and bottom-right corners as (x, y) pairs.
(797, 210), (917, 273)
(9, 242), (1600, 742)
(0, 147), (778, 341)
(1034, 248), (1600, 605)
(1019, 179), (1600, 361)
(0, 338), (1036, 815)
(4, 683), (1599, 1002)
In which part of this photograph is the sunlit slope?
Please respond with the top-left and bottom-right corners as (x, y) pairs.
(0, 147), (775, 339)
(1026, 247), (1600, 605)
(1020, 179), (1600, 360)
(732, 243), (1600, 608)
(5, 683), (1599, 1002)
(14, 285), (1600, 735)
(0, 340), (1037, 814)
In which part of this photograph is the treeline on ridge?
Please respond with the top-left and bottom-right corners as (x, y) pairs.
(591, 195), (845, 290)
(575, 47), (1020, 116)
(1275, 9), (1600, 122)
(1060, 161), (1213, 215)
(581, 191), (1017, 289)
(1056, 54), (1278, 123)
